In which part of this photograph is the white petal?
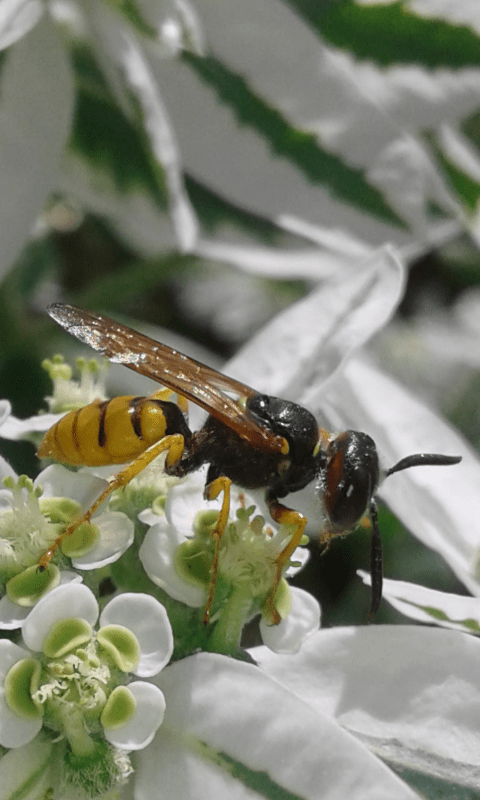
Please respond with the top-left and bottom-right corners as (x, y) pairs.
(165, 466), (212, 535)
(0, 411), (62, 440)
(59, 569), (83, 586)
(100, 593), (173, 676)
(260, 587), (320, 654)
(139, 522), (206, 608)
(0, 15), (73, 281)
(104, 681), (166, 751)
(0, 595), (29, 630)
(0, 688), (42, 748)
(0, 570), (82, 631)
(71, 511), (134, 569)
(0, 641), (41, 749)
(0, 640), (30, 680)
(0, 1), (44, 52)
(35, 463), (107, 510)
(0, 399), (11, 427)
(22, 583), (98, 652)
(0, 454), (16, 482)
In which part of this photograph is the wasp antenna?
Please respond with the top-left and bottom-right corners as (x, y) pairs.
(367, 500), (383, 623)
(385, 453), (462, 478)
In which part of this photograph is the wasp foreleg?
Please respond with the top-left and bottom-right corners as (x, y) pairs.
(265, 496), (307, 625)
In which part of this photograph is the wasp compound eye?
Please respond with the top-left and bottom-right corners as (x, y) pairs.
(323, 431), (380, 531)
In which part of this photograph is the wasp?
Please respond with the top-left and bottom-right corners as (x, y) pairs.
(38, 304), (462, 623)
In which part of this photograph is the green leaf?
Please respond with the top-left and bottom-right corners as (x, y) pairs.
(185, 175), (291, 243)
(104, 0), (157, 38)
(182, 51), (405, 227)
(424, 131), (480, 213)
(283, 0), (480, 69)
(70, 46), (167, 206)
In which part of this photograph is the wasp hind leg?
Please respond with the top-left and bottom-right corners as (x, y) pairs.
(266, 496), (307, 625)
(202, 475), (232, 624)
(38, 433), (186, 570)
(150, 387), (189, 416)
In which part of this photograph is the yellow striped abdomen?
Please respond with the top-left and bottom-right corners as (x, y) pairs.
(38, 396), (172, 466)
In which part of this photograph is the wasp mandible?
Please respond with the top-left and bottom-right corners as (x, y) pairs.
(38, 304), (462, 622)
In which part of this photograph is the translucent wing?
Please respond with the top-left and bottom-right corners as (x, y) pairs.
(47, 304), (285, 453)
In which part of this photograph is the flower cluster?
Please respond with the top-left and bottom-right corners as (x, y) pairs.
(0, 355), (318, 798)
(0, 253), (479, 799)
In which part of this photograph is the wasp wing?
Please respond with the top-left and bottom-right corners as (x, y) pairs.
(47, 304), (285, 453)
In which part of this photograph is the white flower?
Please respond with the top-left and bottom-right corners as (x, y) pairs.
(139, 467), (319, 653)
(0, 463), (134, 594)
(0, 582), (172, 796)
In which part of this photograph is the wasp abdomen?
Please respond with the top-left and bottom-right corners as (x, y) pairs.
(37, 396), (186, 467)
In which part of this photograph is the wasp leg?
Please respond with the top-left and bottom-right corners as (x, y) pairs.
(38, 433), (185, 570)
(266, 497), (307, 625)
(202, 475), (232, 624)
(150, 387), (188, 415)
(368, 500), (383, 622)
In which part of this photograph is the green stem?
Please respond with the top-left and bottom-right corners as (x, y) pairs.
(56, 704), (96, 757)
(206, 585), (252, 655)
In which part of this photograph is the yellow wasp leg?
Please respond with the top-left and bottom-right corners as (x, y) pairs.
(150, 387), (189, 415)
(38, 433), (185, 569)
(265, 500), (307, 625)
(203, 475), (232, 624)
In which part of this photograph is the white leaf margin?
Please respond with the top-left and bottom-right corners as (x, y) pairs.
(362, 571), (480, 634)
(253, 625), (480, 788)
(0, 0), (43, 51)
(140, 652), (419, 800)
(0, 14), (74, 280)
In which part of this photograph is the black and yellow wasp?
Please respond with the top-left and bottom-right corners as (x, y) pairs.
(38, 304), (461, 622)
